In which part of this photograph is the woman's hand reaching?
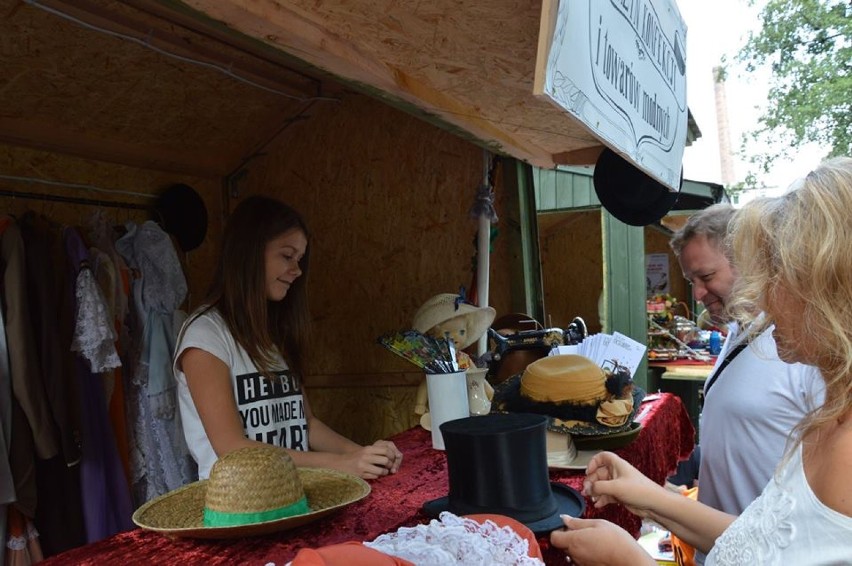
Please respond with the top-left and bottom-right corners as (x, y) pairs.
(582, 451), (668, 518)
(550, 516), (655, 566)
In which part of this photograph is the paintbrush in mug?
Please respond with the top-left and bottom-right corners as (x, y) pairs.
(445, 338), (460, 372)
(423, 334), (455, 373)
(378, 330), (448, 373)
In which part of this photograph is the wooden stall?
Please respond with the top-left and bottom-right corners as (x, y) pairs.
(0, 0), (708, 560)
(0, 0), (621, 446)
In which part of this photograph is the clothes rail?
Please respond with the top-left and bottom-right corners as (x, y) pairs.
(0, 188), (150, 211)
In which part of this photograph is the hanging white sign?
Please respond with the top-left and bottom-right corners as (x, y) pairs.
(535, 0), (688, 191)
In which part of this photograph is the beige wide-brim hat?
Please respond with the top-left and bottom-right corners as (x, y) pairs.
(544, 429), (600, 470)
(412, 293), (496, 350)
(132, 447), (370, 539)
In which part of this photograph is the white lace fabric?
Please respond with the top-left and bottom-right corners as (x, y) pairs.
(6, 520), (39, 550)
(364, 512), (544, 565)
(71, 267), (121, 373)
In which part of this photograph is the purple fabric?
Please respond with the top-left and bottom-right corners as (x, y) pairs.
(64, 227), (134, 542)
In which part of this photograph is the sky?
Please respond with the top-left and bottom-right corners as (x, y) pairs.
(677, 0), (827, 199)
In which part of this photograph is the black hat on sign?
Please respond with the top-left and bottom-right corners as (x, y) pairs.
(422, 413), (585, 535)
(155, 183), (208, 252)
(593, 147), (682, 226)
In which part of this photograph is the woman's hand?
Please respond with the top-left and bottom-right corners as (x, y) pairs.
(371, 439), (403, 473)
(337, 440), (403, 480)
(583, 451), (667, 518)
(550, 516), (655, 566)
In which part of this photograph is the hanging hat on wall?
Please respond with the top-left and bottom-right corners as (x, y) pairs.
(155, 183), (208, 252)
(593, 147), (682, 227)
(412, 292), (496, 350)
(132, 446), (370, 539)
(491, 354), (645, 436)
(422, 413), (585, 535)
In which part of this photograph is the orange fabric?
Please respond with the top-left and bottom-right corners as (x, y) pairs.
(289, 514), (544, 565)
(291, 542), (413, 565)
(670, 487), (699, 566)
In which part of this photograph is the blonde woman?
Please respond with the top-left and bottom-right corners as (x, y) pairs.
(551, 158), (852, 565)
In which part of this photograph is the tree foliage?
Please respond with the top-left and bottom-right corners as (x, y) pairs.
(735, 0), (851, 181)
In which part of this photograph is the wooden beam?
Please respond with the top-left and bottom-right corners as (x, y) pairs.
(0, 116), (228, 177)
(306, 372), (422, 388)
(552, 145), (606, 166)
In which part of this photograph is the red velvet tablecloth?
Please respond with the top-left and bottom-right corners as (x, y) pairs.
(42, 393), (694, 566)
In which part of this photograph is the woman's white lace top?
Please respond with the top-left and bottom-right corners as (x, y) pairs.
(364, 512), (544, 565)
(706, 442), (852, 565)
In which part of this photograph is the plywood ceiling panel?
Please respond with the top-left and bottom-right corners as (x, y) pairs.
(178, 0), (605, 168)
(1, 0), (338, 176)
(1, 0), (612, 174)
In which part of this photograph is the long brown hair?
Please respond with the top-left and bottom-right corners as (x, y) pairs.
(203, 195), (311, 378)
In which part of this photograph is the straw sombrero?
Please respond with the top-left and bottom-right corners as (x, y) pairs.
(132, 446), (370, 539)
(412, 293), (496, 350)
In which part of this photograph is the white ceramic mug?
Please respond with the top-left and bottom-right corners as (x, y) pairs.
(425, 371), (469, 450)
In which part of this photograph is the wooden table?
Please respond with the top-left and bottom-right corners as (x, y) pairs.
(42, 393), (694, 566)
(649, 359), (716, 439)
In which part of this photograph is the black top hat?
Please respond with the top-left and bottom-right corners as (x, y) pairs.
(422, 413), (585, 535)
(593, 147), (682, 226)
(155, 183), (208, 252)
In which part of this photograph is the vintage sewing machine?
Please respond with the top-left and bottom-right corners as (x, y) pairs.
(486, 316), (588, 383)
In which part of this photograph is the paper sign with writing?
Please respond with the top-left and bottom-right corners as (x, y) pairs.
(645, 252), (670, 296)
(535, 0), (688, 191)
(550, 331), (647, 379)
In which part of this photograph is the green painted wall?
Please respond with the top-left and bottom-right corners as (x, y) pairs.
(602, 210), (649, 390)
(532, 166), (648, 390)
(534, 166), (598, 210)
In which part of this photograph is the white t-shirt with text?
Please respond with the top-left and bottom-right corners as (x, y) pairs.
(174, 308), (308, 479)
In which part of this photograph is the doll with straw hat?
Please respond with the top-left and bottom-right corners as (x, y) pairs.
(411, 291), (496, 418)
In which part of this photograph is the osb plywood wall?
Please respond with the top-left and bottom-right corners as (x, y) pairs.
(1, 0), (311, 178)
(0, 143), (223, 302)
(538, 210), (603, 335)
(645, 226), (690, 313)
(222, 92), (516, 443)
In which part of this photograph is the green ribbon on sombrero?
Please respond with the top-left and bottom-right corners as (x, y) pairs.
(202, 495), (309, 527)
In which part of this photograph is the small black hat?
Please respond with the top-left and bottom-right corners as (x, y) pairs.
(593, 148), (682, 226)
(422, 413), (585, 535)
(155, 183), (208, 252)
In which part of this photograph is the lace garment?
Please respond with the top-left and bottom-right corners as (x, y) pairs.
(71, 267), (121, 373)
(364, 512), (544, 565)
(115, 221), (194, 504)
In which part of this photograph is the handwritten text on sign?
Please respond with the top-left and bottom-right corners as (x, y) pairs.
(541, 0), (687, 191)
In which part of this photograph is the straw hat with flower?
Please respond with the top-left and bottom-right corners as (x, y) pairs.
(492, 354), (645, 436)
(132, 445), (370, 539)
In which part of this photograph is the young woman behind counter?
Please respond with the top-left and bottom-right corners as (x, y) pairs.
(174, 195), (402, 480)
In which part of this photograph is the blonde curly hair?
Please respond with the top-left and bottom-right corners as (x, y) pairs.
(727, 157), (852, 445)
